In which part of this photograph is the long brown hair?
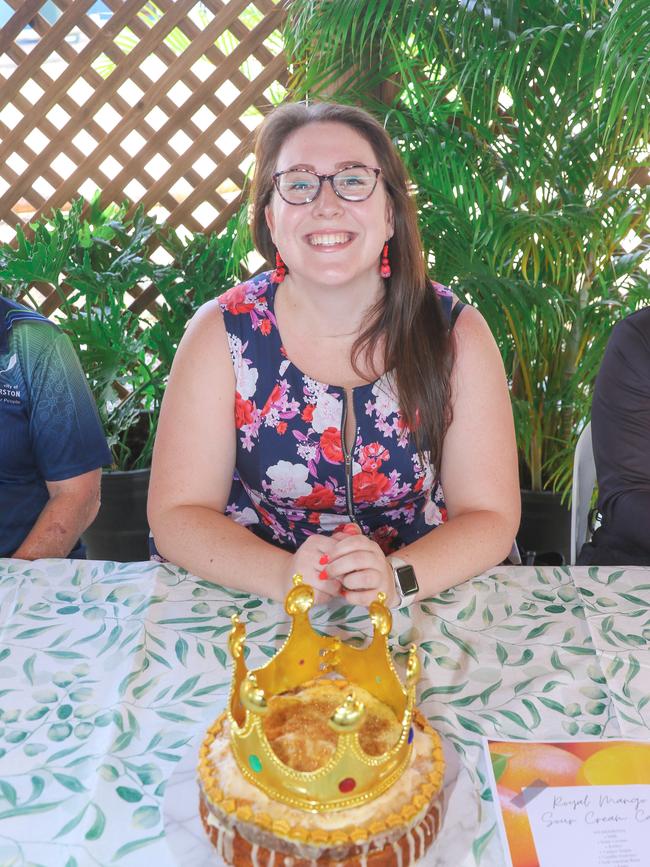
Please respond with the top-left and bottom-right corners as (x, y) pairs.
(250, 102), (454, 473)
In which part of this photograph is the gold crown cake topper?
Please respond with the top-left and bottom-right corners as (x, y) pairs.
(226, 574), (420, 813)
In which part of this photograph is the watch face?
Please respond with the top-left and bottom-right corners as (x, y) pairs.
(396, 564), (418, 596)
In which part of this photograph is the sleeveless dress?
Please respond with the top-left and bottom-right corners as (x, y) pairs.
(219, 271), (456, 555)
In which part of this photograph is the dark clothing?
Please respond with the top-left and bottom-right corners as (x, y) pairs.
(578, 308), (650, 565)
(0, 297), (112, 558)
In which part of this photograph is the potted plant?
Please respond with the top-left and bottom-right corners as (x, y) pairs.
(286, 0), (650, 562)
(0, 196), (248, 560)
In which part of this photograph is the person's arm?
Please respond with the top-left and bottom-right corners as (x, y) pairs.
(147, 302), (342, 603)
(327, 306), (521, 607)
(13, 470), (101, 559)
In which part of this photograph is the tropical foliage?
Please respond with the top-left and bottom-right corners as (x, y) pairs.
(286, 0), (650, 493)
(0, 196), (247, 470)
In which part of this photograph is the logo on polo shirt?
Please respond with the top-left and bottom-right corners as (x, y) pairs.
(0, 353), (21, 405)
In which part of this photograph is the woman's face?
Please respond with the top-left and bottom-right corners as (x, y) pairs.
(265, 121), (394, 293)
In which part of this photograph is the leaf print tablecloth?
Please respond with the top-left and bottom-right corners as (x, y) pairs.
(0, 559), (648, 867)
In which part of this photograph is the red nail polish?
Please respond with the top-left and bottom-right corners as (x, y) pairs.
(319, 554), (329, 565)
(319, 569), (328, 581)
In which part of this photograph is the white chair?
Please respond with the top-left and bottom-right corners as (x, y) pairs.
(570, 421), (597, 564)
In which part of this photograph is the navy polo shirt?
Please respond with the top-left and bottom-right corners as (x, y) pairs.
(0, 297), (112, 557)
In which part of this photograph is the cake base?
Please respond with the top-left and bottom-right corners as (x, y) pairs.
(199, 789), (442, 866)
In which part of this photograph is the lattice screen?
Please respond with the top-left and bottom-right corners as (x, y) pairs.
(0, 0), (288, 253)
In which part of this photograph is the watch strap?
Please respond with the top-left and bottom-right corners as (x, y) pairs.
(387, 555), (419, 608)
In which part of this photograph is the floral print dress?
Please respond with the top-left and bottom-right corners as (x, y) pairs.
(220, 271), (454, 555)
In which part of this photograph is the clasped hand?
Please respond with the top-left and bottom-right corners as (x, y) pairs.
(288, 524), (397, 608)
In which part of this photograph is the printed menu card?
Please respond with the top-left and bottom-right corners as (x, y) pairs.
(484, 739), (650, 867)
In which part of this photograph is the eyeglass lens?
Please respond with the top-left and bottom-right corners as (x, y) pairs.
(276, 166), (377, 204)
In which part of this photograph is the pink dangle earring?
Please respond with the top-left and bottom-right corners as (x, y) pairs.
(273, 250), (286, 283)
(380, 242), (391, 279)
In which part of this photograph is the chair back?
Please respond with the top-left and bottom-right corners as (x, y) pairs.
(570, 421), (597, 564)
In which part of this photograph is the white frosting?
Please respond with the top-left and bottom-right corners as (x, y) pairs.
(206, 720), (436, 831)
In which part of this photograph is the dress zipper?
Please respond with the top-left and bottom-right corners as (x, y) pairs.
(340, 390), (355, 521)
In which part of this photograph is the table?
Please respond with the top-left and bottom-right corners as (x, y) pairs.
(0, 559), (648, 866)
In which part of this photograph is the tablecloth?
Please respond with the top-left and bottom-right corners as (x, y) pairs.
(0, 559), (648, 866)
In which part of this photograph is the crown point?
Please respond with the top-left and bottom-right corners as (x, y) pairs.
(292, 573), (304, 586)
(286, 581), (314, 615)
(406, 645), (421, 684)
(369, 596), (392, 636)
(330, 693), (365, 732)
(228, 616), (246, 659)
(240, 673), (268, 714)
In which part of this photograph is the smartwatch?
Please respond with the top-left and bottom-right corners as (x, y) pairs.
(387, 555), (419, 608)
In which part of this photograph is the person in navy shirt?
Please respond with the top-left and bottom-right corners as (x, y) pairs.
(0, 296), (112, 559)
(578, 308), (650, 565)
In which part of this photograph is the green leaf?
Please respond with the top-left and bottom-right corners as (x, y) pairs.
(0, 781), (17, 807)
(440, 622), (478, 661)
(434, 655), (461, 670)
(172, 675), (200, 700)
(0, 801), (60, 820)
(472, 823), (497, 862)
(175, 637), (188, 666)
(213, 646), (228, 667)
(538, 696), (566, 714)
(522, 698), (542, 728)
(111, 831), (165, 860)
(606, 570), (625, 584)
(479, 680), (503, 705)
(86, 803), (106, 840)
(23, 654), (36, 685)
(420, 682), (468, 699)
(26, 776), (45, 804)
(53, 773), (87, 793)
(155, 710), (196, 723)
(455, 714), (485, 735)
(490, 753), (508, 783)
(550, 650), (574, 676)
(622, 655), (641, 698)
(564, 645), (595, 656)
(146, 649), (172, 669)
(153, 751), (182, 762)
(498, 709), (529, 729)
(55, 804), (89, 839)
(456, 596), (476, 620)
(132, 805), (160, 829)
(526, 622), (553, 639)
(327, 604), (355, 622)
(99, 764), (119, 781)
(116, 786), (143, 803)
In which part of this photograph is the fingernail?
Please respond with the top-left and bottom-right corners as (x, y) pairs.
(340, 588), (346, 596)
(318, 569), (329, 581)
(319, 554), (329, 565)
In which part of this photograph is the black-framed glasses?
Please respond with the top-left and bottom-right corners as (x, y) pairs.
(272, 165), (381, 205)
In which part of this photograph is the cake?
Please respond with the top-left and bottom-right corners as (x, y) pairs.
(198, 577), (445, 866)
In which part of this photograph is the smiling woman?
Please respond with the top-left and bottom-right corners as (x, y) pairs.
(147, 100), (520, 608)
